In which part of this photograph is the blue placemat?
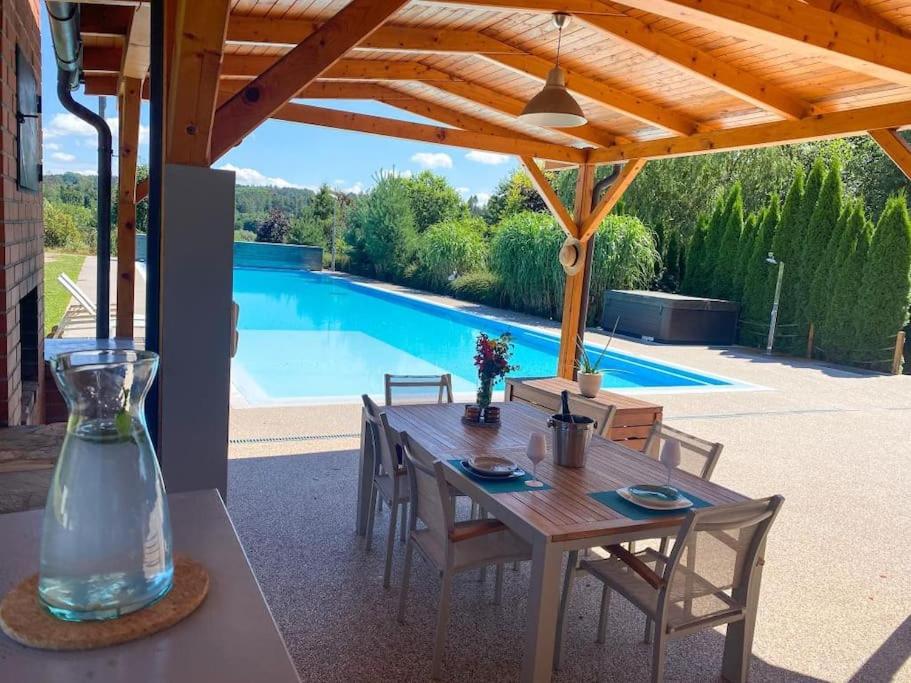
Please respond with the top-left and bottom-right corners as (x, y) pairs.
(589, 488), (712, 521)
(447, 459), (552, 493)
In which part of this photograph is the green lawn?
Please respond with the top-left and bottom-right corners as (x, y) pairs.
(44, 252), (86, 335)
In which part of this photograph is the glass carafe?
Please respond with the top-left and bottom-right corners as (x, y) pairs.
(39, 349), (173, 621)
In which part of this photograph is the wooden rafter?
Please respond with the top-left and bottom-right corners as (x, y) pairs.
(272, 103), (586, 163)
(210, 0), (410, 161)
(117, 77), (142, 339)
(483, 52), (697, 136)
(587, 100), (911, 163)
(429, 81), (620, 148)
(219, 55), (459, 82)
(615, 0), (911, 88)
(420, 0), (617, 13)
(79, 5), (132, 37)
(136, 177), (149, 203)
(121, 4), (151, 81)
(803, 0), (911, 38)
(869, 129), (911, 181)
(520, 156), (577, 237)
(166, 0), (231, 166)
(578, 159), (647, 240)
(580, 14), (808, 120)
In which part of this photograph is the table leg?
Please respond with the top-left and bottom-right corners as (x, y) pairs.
(521, 540), (562, 683)
(355, 408), (373, 536)
(722, 541), (765, 682)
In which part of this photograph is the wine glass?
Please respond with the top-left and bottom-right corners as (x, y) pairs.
(525, 432), (547, 488)
(660, 439), (682, 491)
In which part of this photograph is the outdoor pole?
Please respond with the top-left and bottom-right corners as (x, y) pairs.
(766, 257), (785, 355)
(331, 198), (338, 271)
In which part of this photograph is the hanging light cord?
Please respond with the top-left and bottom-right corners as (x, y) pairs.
(555, 23), (563, 68)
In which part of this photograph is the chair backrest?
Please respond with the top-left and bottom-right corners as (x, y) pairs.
(400, 432), (453, 541)
(567, 395), (617, 438)
(57, 273), (96, 316)
(384, 374), (453, 406)
(505, 377), (560, 413)
(658, 495), (784, 629)
(643, 420), (723, 480)
(362, 394), (398, 477)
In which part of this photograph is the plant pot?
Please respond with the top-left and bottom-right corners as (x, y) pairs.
(577, 372), (602, 398)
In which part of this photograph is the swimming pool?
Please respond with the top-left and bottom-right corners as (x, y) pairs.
(231, 268), (742, 405)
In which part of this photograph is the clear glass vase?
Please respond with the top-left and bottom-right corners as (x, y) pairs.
(39, 349), (173, 621)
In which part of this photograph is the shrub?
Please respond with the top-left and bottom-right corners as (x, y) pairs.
(363, 173), (418, 279)
(233, 229), (256, 242)
(712, 183), (744, 300)
(733, 211), (759, 302)
(699, 196), (728, 296)
(681, 213), (710, 295)
(288, 216), (328, 247)
(824, 203), (872, 362)
(768, 167), (804, 348)
(490, 211), (565, 318)
(418, 217), (488, 290)
(449, 271), (503, 307)
(256, 208), (292, 243)
(44, 200), (86, 250)
(404, 171), (466, 232)
(853, 195), (911, 371)
(740, 194), (780, 341)
(804, 160), (844, 328)
(790, 157), (826, 335)
(809, 203), (849, 346)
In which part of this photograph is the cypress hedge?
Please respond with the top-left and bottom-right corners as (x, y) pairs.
(712, 183), (744, 300)
(741, 195), (780, 343)
(767, 167), (804, 347)
(681, 213), (709, 295)
(823, 203), (872, 362)
(853, 195), (911, 371)
(808, 202), (849, 346)
(734, 211), (759, 302)
(791, 158), (827, 335)
(804, 161), (845, 330)
(699, 195), (729, 295)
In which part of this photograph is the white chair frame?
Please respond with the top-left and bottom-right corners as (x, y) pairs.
(384, 373), (453, 406)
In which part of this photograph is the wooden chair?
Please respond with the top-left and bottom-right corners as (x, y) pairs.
(643, 420), (723, 481)
(397, 432), (532, 680)
(558, 496), (784, 682)
(384, 374), (453, 406)
(362, 394), (409, 588)
(567, 395), (617, 439)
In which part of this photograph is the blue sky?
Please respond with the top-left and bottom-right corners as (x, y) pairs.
(39, 9), (516, 203)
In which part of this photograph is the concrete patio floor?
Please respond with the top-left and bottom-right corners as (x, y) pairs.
(226, 280), (911, 682)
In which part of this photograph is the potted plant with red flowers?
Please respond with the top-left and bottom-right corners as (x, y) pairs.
(470, 332), (518, 424)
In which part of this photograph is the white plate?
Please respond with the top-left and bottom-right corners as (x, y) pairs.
(617, 487), (693, 511)
(467, 456), (518, 476)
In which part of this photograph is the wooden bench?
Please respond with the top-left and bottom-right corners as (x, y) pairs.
(505, 376), (662, 452)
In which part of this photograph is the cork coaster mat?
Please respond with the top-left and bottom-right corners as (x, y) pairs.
(0, 555), (208, 651)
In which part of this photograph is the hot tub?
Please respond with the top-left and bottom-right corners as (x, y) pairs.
(602, 290), (740, 345)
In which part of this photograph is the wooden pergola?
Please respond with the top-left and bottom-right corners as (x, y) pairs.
(73, 0), (911, 384)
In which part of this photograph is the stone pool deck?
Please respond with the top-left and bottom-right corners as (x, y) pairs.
(228, 273), (911, 681)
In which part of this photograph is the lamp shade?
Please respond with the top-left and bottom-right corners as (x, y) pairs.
(519, 66), (587, 128)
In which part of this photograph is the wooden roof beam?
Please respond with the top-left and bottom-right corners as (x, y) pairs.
(79, 4), (132, 37)
(220, 56), (460, 82)
(614, 0), (911, 88)
(580, 14), (809, 120)
(586, 100), (911, 163)
(578, 159), (647, 240)
(166, 0), (232, 166)
(226, 16), (520, 54)
(211, 0), (410, 161)
(416, 0), (620, 13)
(272, 103), (587, 163)
(120, 3), (151, 81)
(869, 129), (911, 181)
(803, 0), (911, 39)
(482, 52), (698, 136)
(520, 157), (578, 237)
(428, 80), (621, 148)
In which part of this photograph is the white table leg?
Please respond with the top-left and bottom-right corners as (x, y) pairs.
(522, 540), (562, 683)
(356, 408), (373, 535)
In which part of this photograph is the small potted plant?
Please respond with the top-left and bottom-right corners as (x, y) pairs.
(471, 332), (518, 423)
(575, 318), (619, 398)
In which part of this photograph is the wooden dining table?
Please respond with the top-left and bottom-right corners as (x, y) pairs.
(382, 401), (756, 683)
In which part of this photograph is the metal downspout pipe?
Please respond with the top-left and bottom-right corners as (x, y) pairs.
(47, 2), (113, 339)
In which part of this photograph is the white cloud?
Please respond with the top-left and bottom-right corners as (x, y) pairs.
(331, 179), (364, 194)
(465, 150), (510, 165)
(217, 163), (306, 189)
(455, 186), (471, 197)
(410, 152), (453, 169)
(50, 152), (76, 162)
(474, 192), (491, 207)
(45, 142), (60, 151)
(44, 113), (149, 146)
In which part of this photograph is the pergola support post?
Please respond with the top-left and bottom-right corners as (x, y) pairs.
(116, 77), (142, 339)
(557, 163), (595, 380)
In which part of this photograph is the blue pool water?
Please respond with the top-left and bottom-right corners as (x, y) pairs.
(231, 268), (735, 404)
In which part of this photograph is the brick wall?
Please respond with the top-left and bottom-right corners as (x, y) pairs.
(0, 0), (43, 425)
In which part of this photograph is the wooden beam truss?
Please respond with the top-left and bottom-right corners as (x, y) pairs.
(116, 77), (142, 339)
(578, 159), (647, 241)
(520, 157), (577, 237)
(869, 129), (911, 181)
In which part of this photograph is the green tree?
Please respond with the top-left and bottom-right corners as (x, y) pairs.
(853, 195), (911, 371)
(741, 195), (781, 343)
(255, 208), (292, 243)
(734, 211), (759, 301)
(44, 199), (86, 250)
(803, 160), (845, 330)
(712, 183), (744, 300)
(791, 157), (827, 332)
(809, 202), (850, 346)
(311, 184), (337, 221)
(824, 203), (872, 362)
(483, 169), (547, 225)
(417, 217), (488, 289)
(681, 213), (710, 295)
(363, 173), (418, 279)
(768, 167), (804, 344)
(404, 171), (466, 232)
